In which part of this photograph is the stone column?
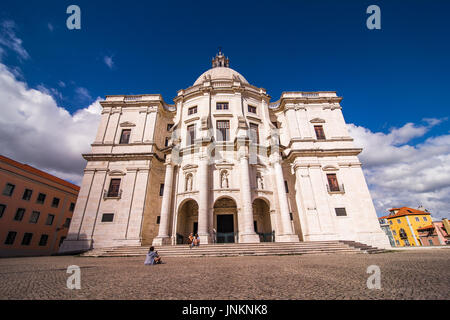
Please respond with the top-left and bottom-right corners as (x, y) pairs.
(152, 163), (174, 245)
(197, 157), (210, 244)
(239, 155), (260, 243)
(272, 158), (299, 242)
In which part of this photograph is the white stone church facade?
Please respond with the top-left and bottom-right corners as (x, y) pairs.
(60, 52), (390, 253)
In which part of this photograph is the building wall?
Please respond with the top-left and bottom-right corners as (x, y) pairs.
(0, 156), (78, 257)
(387, 214), (431, 246)
(60, 64), (391, 251)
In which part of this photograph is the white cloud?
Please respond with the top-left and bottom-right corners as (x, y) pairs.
(0, 20), (29, 61)
(348, 121), (450, 220)
(104, 55), (114, 69)
(0, 62), (102, 185)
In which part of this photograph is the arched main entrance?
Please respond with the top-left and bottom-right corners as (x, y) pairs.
(176, 199), (198, 244)
(213, 197), (238, 243)
(253, 198), (274, 242)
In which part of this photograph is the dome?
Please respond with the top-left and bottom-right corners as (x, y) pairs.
(193, 67), (249, 86)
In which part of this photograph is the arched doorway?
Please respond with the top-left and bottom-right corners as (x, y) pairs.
(176, 199), (198, 244)
(253, 198), (273, 242)
(213, 197), (238, 243)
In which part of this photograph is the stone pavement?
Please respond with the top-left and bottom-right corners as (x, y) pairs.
(0, 250), (449, 300)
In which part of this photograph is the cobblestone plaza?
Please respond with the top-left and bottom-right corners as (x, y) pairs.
(0, 250), (449, 300)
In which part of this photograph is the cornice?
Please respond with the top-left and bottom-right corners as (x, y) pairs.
(286, 148), (362, 160)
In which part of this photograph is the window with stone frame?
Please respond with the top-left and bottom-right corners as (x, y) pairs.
(187, 124), (196, 145)
(167, 123), (174, 131)
(4, 231), (17, 245)
(29, 211), (40, 224)
(63, 218), (71, 228)
(188, 106), (197, 115)
(51, 197), (60, 208)
(249, 123), (259, 144)
(22, 189), (33, 201)
(39, 234), (49, 246)
(69, 202), (75, 212)
(107, 179), (121, 197)
(159, 184), (164, 196)
(335, 208), (347, 216)
(3, 183), (15, 196)
(119, 129), (131, 144)
(327, 174), (340, 192)
(216, 102), (229, 110)
(216, 120), (230, 141)
(248, 105), (257, 114)
(0, 204), (6, 218)
(14, 208), (25, 221)
(314, 125), (326, 140)
(22, 233), (33, 246)
(46, 214), (55, 225)
(101, 214), (114, 222)
(36, 193), (46, 204)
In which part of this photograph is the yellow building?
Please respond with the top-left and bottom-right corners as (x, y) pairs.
(380, 207), (432, 247)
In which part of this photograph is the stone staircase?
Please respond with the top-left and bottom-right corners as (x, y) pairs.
(81, 241), (385, 258)
(339, 240), (387, 254)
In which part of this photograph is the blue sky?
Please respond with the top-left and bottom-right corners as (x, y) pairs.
(0, 0), (449, 217)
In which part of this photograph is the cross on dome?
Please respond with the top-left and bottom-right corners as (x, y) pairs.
(212, 48), (229, 68)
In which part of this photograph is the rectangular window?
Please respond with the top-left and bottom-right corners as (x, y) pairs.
(289, 212), (294, 221)
(216, 120), (230, 141)
(119, 129), (131, 144)
(39, 235), (49, 246)
(167, 123), (174, 131)
(101, 214), (114, 222)
(249, 123), (259, 144)
(392, 230), (397, 236)
(314, 125), (326, 140)
(3, 183), (15, 196)
(248, 105), (257, 113)
(395, 240), (400, 245)
(63, 218), (71, 228)
(188, 106), (197, 115)
(107, 179), (121, 197)
(69, 202), (75, 212)
(159, 184), (164, 197)
(22, 233), (33, 246)
(397, 219), (401, 224)
(37, 193), (46, 204)
(327, 174), (340, 192)
(156, 216), (160, 224)
(187, 124), (196, 145)
(29, 211), (40, 224)
(51, 197), (60, 208)
(389, 220), (393, 225)
(59, 237), (66, 247)
(22, 189), (33, 201)
(423, 217), (427, 221)
(335, 208), (347, 216)
(46, 214), (55, 226)
(165, 137), (169, 147)
(428, 239), (433, 245)
(4, 231), (17, 245)
(14, 208), (25, 221)
(216, 102), (229, 110)
(0, 204), (6, 218)
(415, 217), (419, 222)
(284, 180), (289, 193)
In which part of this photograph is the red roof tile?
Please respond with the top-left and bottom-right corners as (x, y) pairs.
(0, 155), (80, 192)
(379, 207), (431, 220)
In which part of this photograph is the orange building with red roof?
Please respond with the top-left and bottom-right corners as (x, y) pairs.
(379, 207), (432, 247)
(0, 155), (80, 257)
